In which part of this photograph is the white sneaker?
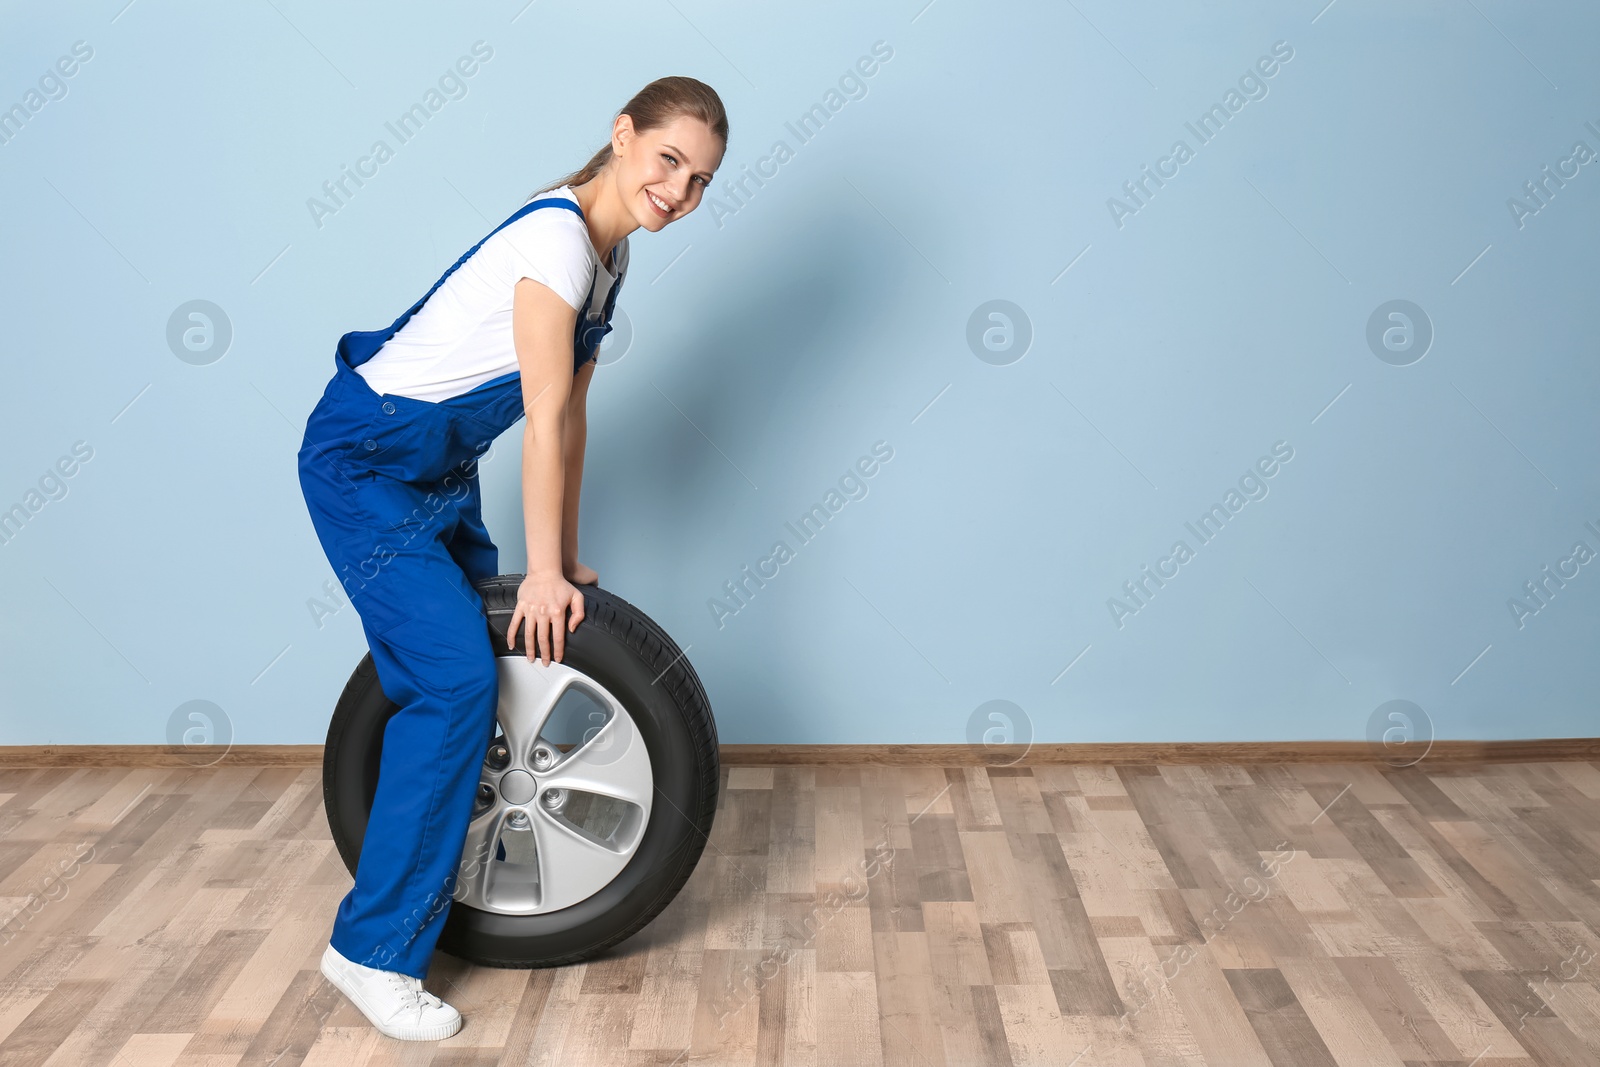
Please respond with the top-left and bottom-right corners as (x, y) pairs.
(319, 943), (463, 1041)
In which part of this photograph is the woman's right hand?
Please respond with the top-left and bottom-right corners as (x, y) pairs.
(508, 570), (586, 666)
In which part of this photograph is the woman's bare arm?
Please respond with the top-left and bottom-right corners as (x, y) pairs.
(506, 276), (585, 664)
(561, 358), (596, 577)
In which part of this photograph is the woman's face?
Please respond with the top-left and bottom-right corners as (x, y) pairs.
(613, 113), (724, 231)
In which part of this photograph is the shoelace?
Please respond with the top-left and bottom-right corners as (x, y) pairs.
(382, 972), (446, 1021)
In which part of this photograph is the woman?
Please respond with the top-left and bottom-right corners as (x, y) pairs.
(297, 76), (727, 1041)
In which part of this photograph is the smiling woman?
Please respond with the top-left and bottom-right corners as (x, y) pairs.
(299, 74), (728, 1042)
(527, 75), (727, 230)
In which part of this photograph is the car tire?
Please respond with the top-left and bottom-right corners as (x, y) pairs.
(321, 573), (719, 967)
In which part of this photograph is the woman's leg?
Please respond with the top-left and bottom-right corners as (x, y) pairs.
(438, 463), (509, 863)
(300, 453), (500, 980)
(333, 561), (498, 979)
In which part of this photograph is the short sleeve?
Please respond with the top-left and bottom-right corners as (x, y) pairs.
(492, 209), (596, 312)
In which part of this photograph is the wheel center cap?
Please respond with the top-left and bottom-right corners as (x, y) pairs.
(499, 769), (537, 805)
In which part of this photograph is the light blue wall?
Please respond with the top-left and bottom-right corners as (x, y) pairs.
(2, 1), (1596, 748)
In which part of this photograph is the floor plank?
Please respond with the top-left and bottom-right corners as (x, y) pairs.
(0, 761), (1596, 1065)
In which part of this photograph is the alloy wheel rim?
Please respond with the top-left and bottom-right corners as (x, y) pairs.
(454, 656), (654, 915)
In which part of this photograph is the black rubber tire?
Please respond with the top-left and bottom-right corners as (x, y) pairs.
(321, 573), (719, 968)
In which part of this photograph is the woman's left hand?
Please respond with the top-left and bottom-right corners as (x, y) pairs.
(566, 560), (599, 586)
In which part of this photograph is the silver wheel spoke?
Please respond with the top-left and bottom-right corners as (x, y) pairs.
(529, 804), (637, 907)
(544, 710), (653, 810)
(454, 805), (515, 912)
(495, 657), (579, 763)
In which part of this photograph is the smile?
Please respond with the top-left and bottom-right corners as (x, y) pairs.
(646, 190), (673, 217)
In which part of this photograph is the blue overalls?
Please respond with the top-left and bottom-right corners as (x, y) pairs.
(297, 194), (624, 979)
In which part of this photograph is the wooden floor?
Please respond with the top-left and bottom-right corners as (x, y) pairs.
(2, 762), (1599, 1066)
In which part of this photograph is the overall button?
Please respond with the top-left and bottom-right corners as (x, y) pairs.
(381, 401), (396, 414)
(364, 439), (377, 450)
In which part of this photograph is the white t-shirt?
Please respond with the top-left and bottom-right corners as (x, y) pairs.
(353, 185), (628, 403)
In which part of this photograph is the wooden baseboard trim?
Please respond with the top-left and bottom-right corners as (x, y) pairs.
(0, 745), (328, 768)
(1, 739), (1596, 769)
(719, 740), (1600, 765)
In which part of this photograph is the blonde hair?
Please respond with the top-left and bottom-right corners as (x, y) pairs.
(532, 76), (729, 197)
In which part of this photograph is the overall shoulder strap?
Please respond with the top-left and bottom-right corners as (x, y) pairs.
(388, 196), (585, 334)
(576, 240), (628, 363)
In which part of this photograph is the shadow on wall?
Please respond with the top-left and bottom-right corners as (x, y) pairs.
(612, 208), (884, 484)
(581, 207), (890, 735)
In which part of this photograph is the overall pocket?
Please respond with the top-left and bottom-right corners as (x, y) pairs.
(361, 405), (493, 486)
